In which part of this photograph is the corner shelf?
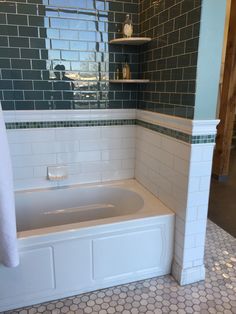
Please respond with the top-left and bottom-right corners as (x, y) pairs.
(109, 37), (152, 45)
(109, 79), (150, 83)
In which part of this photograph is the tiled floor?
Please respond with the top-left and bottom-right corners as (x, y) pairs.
(4, 220), (236, 314)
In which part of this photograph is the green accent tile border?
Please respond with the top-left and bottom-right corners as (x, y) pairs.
(5, 118), (216, 144)
(136, 119), (216, 144)
(5, 119), (136, 129)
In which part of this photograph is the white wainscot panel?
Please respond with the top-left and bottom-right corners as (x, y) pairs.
(0, 247), (54, 300)
(93, 227), (166, 280)
(54, 239), (93, 290)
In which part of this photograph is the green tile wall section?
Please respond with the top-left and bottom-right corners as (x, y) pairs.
(138, 0), (202, 119)
(5, 119), (215, 144)
(0, 0), (140, 111)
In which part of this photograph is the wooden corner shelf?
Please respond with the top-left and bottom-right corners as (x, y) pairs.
(109, 37), (152, 45)
(109, 79), (150, 83)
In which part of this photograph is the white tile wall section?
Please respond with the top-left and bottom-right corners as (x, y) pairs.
(7, 125), (136, 190)
(135, 123), (217, 285)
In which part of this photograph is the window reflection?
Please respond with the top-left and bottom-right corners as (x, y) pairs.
(9, 0), (110, 110)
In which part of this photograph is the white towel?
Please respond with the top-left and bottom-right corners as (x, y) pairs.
(0, 103), (19, 267)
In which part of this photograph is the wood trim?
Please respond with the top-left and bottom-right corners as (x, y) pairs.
(213, 0), (236, 177)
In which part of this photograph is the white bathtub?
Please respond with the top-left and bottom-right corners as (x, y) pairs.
(0, 179), (174, 312)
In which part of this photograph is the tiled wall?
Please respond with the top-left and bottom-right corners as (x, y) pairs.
(8, 124), (135, 190)
(135, 123), (215, 284)
(0, 0), (139, 111)
(138, 0), (202, 118)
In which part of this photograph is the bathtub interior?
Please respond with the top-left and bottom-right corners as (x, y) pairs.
(15, 179), (173, 234)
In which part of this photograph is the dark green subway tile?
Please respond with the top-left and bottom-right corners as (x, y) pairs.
(33, 81), (52, 90)
(2, 69), (22, 79)
(28, 15), (45, 27)
(34, 101), (51, 110)
(22, 70), (41, 80)
(0, 2), (16, 13)
(0, 47), (19, 58)
(0, 36), (8, 47)
(9, 36), (29, 48)
(21, 48), (40, 59)
(15, 100), (35, 110)
(4, 90), (24, 100)
(185, 38), (199, 53)
(0, 25), (18, 36)
(0, 80), (13, 89)
(17, 3), (37, 15)
(32, 59), (47, 69)
(0, 13), (7, 24)
(0, 58), (10, 68)
(11, 58), (31, 69)
(13, 80), (33, 90)
(30, 38), (46, 48)
(1, 100), (15, 110)
(19, 26), (38, 37)
(24, 91), (43, 100)
(7, 13), (28, 25)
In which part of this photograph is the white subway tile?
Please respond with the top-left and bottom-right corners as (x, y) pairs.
(7, 129), (55, 143)
(102, 169), (134, 181)
(32, 141), (80, 154)
(102, 149), (135, 161)
(161, 136), (177, 155)
(187, 191), (209, 207)
(14, 177), (57, 191)
(58, 172), (101, 186)
(174, 156), (189, 176)
(197, 205), (208, 220)
(185, 207), (198, 222)
(158, 149), (174, 168)
(33, 166), (47, 178)
(57, 151), (101, 163)
(183, 246), (205, 264)
(12, 154), (57, 168)
(199, 176), (211, 191)
(189, 161), (213, 177)
(190, 145), (203, 162)
(101, 126), (135, 138)
(122, 159), (135, 169)
(188, 177), (200, 192)
(13, 167), (34, 180)
(184, 234), (196, 249)
(9, 143), (32, 156)
(55, 127), (101, 141)
(201, 145), (214, 161)
(174, 142), (191, 161)
(185, 220), (207, 235)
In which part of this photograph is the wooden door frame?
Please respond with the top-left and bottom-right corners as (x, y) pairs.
(212, 0), (236, 180)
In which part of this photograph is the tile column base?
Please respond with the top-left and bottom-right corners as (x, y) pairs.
(171, 259), (206, 285)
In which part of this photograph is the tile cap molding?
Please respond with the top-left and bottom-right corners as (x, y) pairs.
(136, 110), (220, 136)
(3, 109), (136, 123)
(3, 109), (219, 136)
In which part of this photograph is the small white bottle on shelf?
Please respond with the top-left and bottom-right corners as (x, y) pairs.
(123, 14), (133, 38)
